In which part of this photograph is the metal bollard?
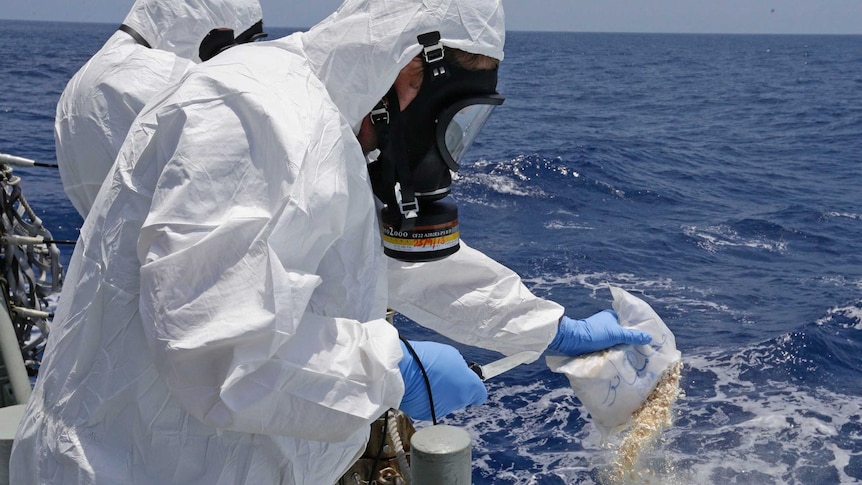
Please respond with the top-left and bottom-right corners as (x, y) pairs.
(0, 404), (25, 485)
(410, 425), (471, 485)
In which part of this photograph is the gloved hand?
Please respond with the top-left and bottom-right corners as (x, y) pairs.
(398, 340), (487, 421)
(547, 310), (652, 356)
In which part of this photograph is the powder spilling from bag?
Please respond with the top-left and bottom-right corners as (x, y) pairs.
(547, 286), (682, 437)
(545, 286), (684, 482)
(606, 360), (683, 484)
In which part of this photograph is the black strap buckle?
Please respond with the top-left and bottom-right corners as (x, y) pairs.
(370, 98), (389, 125)
(395, 183), (418, 219)
(417, 31), (445, 67)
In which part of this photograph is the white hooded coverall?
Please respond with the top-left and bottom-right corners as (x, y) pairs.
(13, 0), (563, 483)
(55, 0), (264, 218)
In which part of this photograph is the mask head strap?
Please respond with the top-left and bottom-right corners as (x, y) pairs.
(198, 20), (268, 62)
(370, 88), (419, 226)
(118, 24), (152, 49)
(417, 31), (448, 79)
(235, 20), (268, 44)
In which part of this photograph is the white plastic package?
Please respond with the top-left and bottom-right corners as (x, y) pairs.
(546, 286), (682, 436)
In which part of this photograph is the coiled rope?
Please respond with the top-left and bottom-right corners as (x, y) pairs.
(387, 411), (412, 484)
(0, 159), (63, 381)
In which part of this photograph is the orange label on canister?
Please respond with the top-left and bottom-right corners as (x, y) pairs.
(382, 220), (459, 253)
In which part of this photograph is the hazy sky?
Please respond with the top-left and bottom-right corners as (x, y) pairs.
(2, 0), (861, 34)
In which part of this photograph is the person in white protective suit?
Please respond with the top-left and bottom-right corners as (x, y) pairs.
(55, 0), (267, 218)
(12, 0), (652, 483)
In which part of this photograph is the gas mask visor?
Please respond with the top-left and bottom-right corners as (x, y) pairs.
(436, 94), (504, 171)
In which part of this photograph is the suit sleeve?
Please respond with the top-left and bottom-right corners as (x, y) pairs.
(387, 241), (563, 358)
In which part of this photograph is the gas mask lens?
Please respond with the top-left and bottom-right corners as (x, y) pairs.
(437, 94), (505, 171)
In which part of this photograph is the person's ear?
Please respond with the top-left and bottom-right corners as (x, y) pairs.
(394, 55), (424, 110)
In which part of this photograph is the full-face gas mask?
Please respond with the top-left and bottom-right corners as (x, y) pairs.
(368, 32), (504, 262)
(198, 20), (268, 61)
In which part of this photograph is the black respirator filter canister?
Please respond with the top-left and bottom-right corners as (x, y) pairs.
(380, 199), (460, 262)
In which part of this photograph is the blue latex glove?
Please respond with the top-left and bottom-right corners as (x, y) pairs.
(398, 340), (487, 421)
(547, 310), (653, 356)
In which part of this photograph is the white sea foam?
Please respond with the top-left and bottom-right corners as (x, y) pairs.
(544, 220), (595, 230)
(461, 172), (546, 198)
(454, 193), (507, 209)
(826, 211), (862, 220)
(462, 155), (581, 197)
(815, 301), (862, 330)
(806, 274), (862, 289)
(521, 270), (738, 320)
(522, 271), (675, 297)
(542, 208), (593, 230)
(442, 346), (862, 484)
(682, 224), (788, 254)
(430, 284), (862, 483)
(550, 208), (580, 217)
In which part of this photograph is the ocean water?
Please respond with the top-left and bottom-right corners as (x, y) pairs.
(1, 20), (861, 484)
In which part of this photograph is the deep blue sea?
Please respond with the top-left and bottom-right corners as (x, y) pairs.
(1, 20), (861, 484)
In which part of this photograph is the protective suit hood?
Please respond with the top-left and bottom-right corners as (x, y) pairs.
(279, 0), (505, 130)
(122, 0), (263, 61)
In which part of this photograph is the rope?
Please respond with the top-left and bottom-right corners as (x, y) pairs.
(387, 412), (412, 485)
(0, 160), (63, 378)
(367, 409), (390, 483)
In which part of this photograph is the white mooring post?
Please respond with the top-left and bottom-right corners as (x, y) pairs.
(410, 425), (472, 485)
(0, 295), (32, 484)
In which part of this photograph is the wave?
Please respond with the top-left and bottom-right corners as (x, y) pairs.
(826, 211), (862, 221)
(436, 308), (862, 484)
(682, 223), (789, 254)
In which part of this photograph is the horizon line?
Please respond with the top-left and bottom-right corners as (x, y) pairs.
(2, 17), (861, 37)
